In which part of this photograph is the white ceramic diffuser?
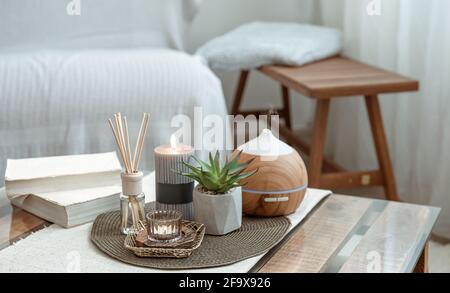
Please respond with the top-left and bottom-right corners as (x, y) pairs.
(233, 129), (308, 217)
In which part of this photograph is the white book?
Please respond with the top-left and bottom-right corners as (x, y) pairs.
(4, 152), (122, 228)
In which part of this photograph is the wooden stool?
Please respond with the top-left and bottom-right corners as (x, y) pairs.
(231, 57), (419, 201)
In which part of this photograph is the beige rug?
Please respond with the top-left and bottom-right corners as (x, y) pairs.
(0, 189), (330, 273)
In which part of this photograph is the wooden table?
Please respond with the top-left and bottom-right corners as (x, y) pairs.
(0, 187), (439, 273)
(231, 57), (419, 202)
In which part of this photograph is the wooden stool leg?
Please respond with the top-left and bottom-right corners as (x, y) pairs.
(308, 99), (331, 187)
(281, 86), (292, 129)
(231, 70), (250, 115)
(365, 95), (399, 201)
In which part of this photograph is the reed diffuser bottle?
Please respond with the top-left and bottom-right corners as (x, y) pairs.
(120, 171), (145, 234)
(108, 112), (150, 234)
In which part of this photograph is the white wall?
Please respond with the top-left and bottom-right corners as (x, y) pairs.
(187, 0), (322, 129)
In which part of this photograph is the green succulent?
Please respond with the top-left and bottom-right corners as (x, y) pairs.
(177, 151), (257, 194)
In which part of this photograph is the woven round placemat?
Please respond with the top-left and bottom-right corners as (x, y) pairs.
(91, 203), (291, 270)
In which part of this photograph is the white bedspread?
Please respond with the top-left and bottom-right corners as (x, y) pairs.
(0, 49), (227, 179)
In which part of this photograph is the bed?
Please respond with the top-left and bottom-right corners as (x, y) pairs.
(0, 0), (227, 179)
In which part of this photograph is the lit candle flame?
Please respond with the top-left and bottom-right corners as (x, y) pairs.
(170, 134), (177, 149)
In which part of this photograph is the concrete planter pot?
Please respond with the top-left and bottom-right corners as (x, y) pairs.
(193, 185), (242, 235)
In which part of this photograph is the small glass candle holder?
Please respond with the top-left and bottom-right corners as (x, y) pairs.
(146, 210), (182, 243)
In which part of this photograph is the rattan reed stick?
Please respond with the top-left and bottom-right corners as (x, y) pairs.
(108, 112), (150, 173)
(108, 119), (128, 171)
(135, 113), (149, 171)
(114, 113), (129, 172)
(132, 113), (146, 171)
(123, 116), (133, 172)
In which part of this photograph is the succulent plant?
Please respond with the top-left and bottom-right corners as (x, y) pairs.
(177, 151), (257, 194)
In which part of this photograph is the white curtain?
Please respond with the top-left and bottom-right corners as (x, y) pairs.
(312, 0), (450, 239)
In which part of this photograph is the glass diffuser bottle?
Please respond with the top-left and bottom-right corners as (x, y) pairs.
(108, 112), (150, 235)
(120, 171), (145, 234)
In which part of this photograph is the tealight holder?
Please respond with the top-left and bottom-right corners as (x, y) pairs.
(146, 210), (182, 243)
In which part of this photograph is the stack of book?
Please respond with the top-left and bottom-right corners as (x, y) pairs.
(4, 152), (122, 228)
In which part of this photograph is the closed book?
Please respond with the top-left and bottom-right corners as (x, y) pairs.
(4, 152), (122, 227)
